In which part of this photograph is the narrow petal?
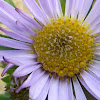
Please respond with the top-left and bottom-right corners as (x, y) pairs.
(9, 56), (36, 65)
(1, 63), (14, 77)
(85, 0), (100, 25)
(2, 56), (22, 66)
(16, 68), (45, 93)
(23, 0), (49, 25)
(0, 0), (35, 35)
(13, 62), (41, 77)
(0, 50), (35, 61)
(80, 71), (100, 99)
(93, 48), (100, 56)
(68, 79), (74, 100)
(14, 77), (19, 86)
(0, 0), (30, 23)
(87, 13), (100, 31)
(79, 76), (99, 99)
(48, 0), (57, 18)
(88, 61), (100, 79)
(48, 77), (59, 100)
(39, 0), (62, 18)
(35, 77), (53, 100)
(71, 0), (80, 19)
(15, 8), (42, 30)
(90, 24), (100, 35)
(73, 78), (86, 100)
(0, 14), (31, 38)
(0, 15), (29, 38)
(0, 27), (33, 43)
(65, 0), (73, 17)
(0, 37), (31, 50)
(78, 0), (93, 22)
(55, 0), (62, 17)
(29, 73), (49, 99)
(38, 0), (54, 18)
(21, 76), (27, 83)
(16, 21), (36, 37)
(58, 80), (69, 100)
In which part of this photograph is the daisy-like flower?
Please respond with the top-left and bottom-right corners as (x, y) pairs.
(1, 0), (100, 99)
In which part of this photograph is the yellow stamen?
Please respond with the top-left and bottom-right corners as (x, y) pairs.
(34, 17), (96, 78)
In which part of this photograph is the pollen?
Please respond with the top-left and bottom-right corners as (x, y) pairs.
(34, 17), (97, 78)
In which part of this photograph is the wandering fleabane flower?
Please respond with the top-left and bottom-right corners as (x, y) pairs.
(0, 0), (100, 100)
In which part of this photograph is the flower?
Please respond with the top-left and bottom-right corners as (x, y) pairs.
(0, 0), (100, 99)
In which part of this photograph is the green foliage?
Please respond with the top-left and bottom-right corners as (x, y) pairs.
(0, 92), (10, 100)
(1, 76), (11, 83)
(0, 46), (17, 50)
(60, 0), (66, 15)
(0, 63), (18, 99)
(0, 63), (29, 100)
(0, 34), (13, 39)
(4, 0), (16, 8)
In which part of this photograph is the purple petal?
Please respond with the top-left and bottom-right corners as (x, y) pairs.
(55, 0), (62, 17)
(90, 24), (100, 35)
(38, 0), (62, 18)
(29, 73), (49, 99)
(35, 77), (53, 100)
(13, 62), (41, 77)
(65, 0), (73, 18)
(10, 56), (36, 65)
(85, 0), (100, 26)
(0, 0), (36, 36)
(0, 37), (32, 50)
(0, 50), (34, 61)
(48, 0), (57, 18)
(0, 27), (33, 43)
(38, 0), (54, 18)
(80, 71), (100, 99)
(1, 63), (14, 77)
(16, 69), (45, 93)
(88, 61), (100, 79)
(73, 78), (86, 100)
(78, 76), (99, 100)
(15, 8), (42, 30)
(88, 13), (100, 31)
(14, 77), (19, 86)
(48, 77), (59, 100)
(16, 21), (36, 36)
(58, 79), (69, 100)
(71, 0), (80, 19)
(78, 0), (93, 22)
(21, 76), (27, 83)
(68, 79), (74, 100)
(23, 0), (49, 25)
(2, 57), (22, 66)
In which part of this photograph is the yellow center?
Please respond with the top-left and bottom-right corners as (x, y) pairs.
(34, 18), (96, 78)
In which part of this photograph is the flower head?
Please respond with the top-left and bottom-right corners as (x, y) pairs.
(0, 0), (100, 100)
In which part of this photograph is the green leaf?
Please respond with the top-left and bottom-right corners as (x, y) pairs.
(60, 0), (66, 15)
(0, 92), (10, 100)
(0, 34), (13, 39)
(1, 76), (11, 83)
(4, 0), (16, 8)
(7, 66), (17, 75)
(0, 46), (16, 50)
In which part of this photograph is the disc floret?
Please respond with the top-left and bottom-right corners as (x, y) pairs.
(34, 18), (96, 78)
